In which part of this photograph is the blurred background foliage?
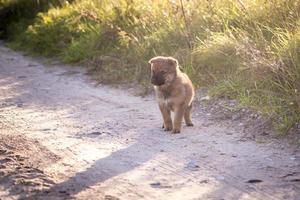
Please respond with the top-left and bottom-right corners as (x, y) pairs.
(0, 0), (299, 133)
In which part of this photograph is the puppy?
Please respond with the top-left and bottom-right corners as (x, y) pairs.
(149, 56), (194, 133)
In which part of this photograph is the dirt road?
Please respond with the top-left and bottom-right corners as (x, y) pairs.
(0, 45), (299, 200)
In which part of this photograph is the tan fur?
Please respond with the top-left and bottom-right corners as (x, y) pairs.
(149, 56), (194, 134)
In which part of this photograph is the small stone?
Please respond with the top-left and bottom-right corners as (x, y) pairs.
(261, 131), (269, 136)
(41, 128), (51, 131)
(186, 160), (200, 171)
(200, 96), (210, 101)
(290, 179), (300, 182)
(246, 179), (263, 184)
(16, 103), (23, 107)
(104, 195), (120, 200)
(290, 156), (296, 160)
(200, 180), (209, 184)
(27, 63), (37, 67)
(90, 131), (102, 135)
(0, 165), (6, 169)
(150, 182), (161, 188)
(0, 149), (8, 154)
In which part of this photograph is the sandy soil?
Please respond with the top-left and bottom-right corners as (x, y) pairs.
(0, 45), (299, 200)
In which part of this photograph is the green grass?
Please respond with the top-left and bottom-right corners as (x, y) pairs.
(1, 0), (300, 133)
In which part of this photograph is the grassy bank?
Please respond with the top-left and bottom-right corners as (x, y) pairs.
(1, 0), (300, 133)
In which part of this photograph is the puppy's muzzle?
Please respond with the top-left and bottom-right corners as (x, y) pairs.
(151, 73), (165, 86)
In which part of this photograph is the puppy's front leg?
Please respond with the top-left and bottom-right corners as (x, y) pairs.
(172, 105), (184, 134)
(184, 104), (193, 126)
(159, 103), (173, 131)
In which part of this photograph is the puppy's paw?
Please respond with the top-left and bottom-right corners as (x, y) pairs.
(163, 126), (173, 131)
(186, 122), (194, 127)
(162, 123), (172, 131)
(171, 128), (181, 134)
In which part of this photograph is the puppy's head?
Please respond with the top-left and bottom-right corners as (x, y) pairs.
(148, 56), (178, 86)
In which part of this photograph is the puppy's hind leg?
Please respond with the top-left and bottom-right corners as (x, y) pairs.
(184, 103), (193, 126)
(159, 103), (173, 131)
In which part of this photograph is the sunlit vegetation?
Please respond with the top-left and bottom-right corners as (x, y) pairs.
(1, 0), (299, 133)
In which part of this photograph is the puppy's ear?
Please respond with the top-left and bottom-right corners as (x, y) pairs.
(167, 57), (178, 67)
(148, 58), (154, 67)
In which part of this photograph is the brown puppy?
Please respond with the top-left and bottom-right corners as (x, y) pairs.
(149, 56), (194, 134)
